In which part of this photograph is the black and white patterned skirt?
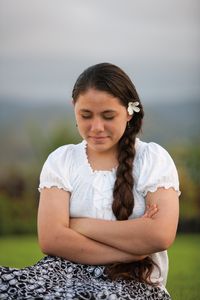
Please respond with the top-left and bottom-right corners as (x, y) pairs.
(0, 256), (171, 299)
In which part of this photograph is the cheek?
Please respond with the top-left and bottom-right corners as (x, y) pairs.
(77, 119), (90, 132)
(118, 126), (127, 137)
(114, 117), (127, 130)
(108, 121), (127, 137)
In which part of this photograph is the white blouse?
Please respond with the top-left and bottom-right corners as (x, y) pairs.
(38, 138), (180, 289)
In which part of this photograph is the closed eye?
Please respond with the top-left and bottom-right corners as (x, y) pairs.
(81, 114), (92, 119)
(103, 115), (115, 120)
(102, 112), (116, 120)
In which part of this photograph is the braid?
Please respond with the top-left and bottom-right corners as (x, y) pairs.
(106, 119), (160, 285)
(112, 128), (136, 220)
(112, 110), (142, 221)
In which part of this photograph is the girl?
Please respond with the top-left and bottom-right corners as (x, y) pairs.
(0, 63), (180, 299)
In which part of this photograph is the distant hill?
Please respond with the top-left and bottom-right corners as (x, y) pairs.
(0, 99), (199, 167)
(142, 100), (200, 145)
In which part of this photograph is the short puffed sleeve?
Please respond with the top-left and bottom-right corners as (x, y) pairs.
(38, 145), (73, 193)
(136, 142), (180, 197)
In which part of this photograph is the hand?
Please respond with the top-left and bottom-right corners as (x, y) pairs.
(142, 204), (158, 219)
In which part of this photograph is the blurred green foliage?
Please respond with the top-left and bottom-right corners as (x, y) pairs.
(0, 124), (199, 235)
(0, 185), (37, 235)
(170, 142), (200, 221)
(0, 125), (81, 236)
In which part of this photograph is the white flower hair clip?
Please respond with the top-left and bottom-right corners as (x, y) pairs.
(127, 101), (140, 115)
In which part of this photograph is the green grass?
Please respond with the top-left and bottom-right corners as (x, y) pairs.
(0, 234), (199, 300)
(167, 234), (200, 300)
(0, 235), (43, 267)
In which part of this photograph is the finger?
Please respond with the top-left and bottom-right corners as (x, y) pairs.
(147, 206), (158, 217)
(145, 204), (158, 217)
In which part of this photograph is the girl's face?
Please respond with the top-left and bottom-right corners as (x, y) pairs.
(74, 89), (132, 154)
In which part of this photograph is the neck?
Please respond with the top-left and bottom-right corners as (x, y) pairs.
(86, 143), (118, 171)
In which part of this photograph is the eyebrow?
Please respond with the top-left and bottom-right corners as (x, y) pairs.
(79, 109), (116, 113)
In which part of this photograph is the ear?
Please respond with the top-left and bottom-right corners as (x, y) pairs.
(126, 113), (133, 122)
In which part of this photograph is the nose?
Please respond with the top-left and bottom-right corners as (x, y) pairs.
(90, 118), (104, 132)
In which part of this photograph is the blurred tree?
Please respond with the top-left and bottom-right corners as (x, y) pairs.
(0, 171), (25, 198)
(170, 141), (200, 232)
(28, 121), (81, 166)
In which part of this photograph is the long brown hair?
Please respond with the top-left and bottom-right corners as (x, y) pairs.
(72, 62), (158, 284)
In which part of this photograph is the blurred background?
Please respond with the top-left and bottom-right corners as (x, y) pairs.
(0, 1), (200, 298)
(0, 0), (200, 238)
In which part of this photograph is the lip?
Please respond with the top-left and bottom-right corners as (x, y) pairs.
(88, 136), (109, 142)
(89, 136), (108, 139)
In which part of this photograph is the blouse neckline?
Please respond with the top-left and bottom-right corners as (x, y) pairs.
(82, 140), (118, 174)
(81, 138), (140, 174)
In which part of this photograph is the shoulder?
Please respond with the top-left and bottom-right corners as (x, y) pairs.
(135, 138), (173, 164)
(38, 141), (84, 192)
(134, 138), (180, 196)
(40, 141), (85, 176)
(46, 141), (84, 164)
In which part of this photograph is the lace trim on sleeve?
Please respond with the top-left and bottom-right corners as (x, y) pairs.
(143, 182), (181, 197)
(38, 182), (71, 193)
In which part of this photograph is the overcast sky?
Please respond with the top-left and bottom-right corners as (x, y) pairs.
(0, 0), (199, 104)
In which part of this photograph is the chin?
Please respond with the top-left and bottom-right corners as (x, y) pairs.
(90, 144), (109, 152)
(89, 141), (117, 153)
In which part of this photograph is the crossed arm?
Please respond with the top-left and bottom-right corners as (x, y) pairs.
(38, 188), (145, 265)
(70, 188), (179, 255)
(37, 187), (179, 265)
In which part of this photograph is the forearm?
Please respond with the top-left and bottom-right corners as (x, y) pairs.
(71, 189), (179, 255)
(38, 225), (146, 265)
(70, 217), (168, 255)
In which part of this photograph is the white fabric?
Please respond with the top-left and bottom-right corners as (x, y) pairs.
(38, 138), (180, 288)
